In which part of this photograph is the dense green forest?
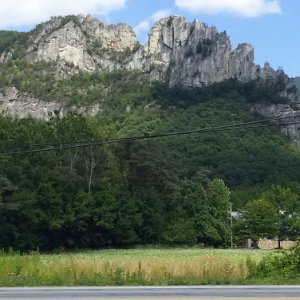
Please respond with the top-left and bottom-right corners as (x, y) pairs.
(0, 40), (300, 250)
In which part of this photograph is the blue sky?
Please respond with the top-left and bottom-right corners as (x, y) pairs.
(1, 0), (299, 77)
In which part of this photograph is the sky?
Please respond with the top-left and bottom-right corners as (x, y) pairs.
(0, 0), (299, 77)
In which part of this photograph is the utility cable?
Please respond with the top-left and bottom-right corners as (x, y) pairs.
(3, 115), (296, 150)
(1, 116), (299, 156)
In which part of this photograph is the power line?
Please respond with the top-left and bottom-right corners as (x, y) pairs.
(4, 115), (295, 151)
(8, 117), (295, 150)
(2, 117), (299, 155)
(1, 116), (299, 156)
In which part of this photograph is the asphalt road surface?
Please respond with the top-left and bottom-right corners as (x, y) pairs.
(1, 286), (300, 299)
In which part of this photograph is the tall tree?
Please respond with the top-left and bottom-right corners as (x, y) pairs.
(164, 179), (231, 246)
(262, 185), (300, 247)
(243, 198), (278, 244)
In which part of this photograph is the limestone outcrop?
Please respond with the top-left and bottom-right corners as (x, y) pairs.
(0, 14), (299, 144)
(26, 15), (137, 72)
(131, 16), (285, 86)
(252, 103), (300, 145)
(0, 87), (101, 120)
(20, 15), (285, 86)
(138, 17), (261, 86)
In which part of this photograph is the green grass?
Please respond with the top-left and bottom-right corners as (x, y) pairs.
(0, 248), (272, 286)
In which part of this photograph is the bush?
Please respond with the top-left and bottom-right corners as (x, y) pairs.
(248, 240), (300, 279)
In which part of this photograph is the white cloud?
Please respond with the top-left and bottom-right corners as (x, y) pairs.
(151, 9), (172, 22)
(134, 9), (172, 36)
(0, 0), (127, 28)
(175, 0), (281, 17)
(134, 21), (150, 35)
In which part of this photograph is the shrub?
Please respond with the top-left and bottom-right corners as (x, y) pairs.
(248, 240), (300, 279)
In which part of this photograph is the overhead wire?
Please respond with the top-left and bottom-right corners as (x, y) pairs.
(1, 115), (299, 156)
(3, 115), (294, 151)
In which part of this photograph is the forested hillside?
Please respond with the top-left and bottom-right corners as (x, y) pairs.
(1, 68), (300, 250)
(0, 18), (300, 251)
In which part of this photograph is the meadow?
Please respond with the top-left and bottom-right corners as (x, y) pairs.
(0, 248), (272, 286)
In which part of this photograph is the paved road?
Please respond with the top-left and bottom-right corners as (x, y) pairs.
(1, 286), (300, 299)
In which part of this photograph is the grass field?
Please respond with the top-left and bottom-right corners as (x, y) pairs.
(0, 248), (272, 286)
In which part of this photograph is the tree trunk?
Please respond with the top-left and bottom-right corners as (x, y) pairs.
(69, 151), (78, 171)
(277, 239), (281, 249)
(85, 150), (96, 194)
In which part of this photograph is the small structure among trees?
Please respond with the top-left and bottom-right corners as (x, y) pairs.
(234, 185), (300, 248)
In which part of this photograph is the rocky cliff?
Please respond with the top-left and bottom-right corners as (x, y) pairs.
(0, 14), (299, 142)
(134, 16), (283, 86)
(16, 15), (285, 86)
(24, 15), (137, 72)
(0, 87), (101, 120)
(252, 102), (300, 145)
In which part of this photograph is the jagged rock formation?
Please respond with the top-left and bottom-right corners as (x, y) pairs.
(134, 17), (282, 86)
(0, 14), (287, 85)
(13, 15), (284, 86)
(0, 14), (299, 143)
(25, 15), (137, 72)
(0, 14), (288, 88)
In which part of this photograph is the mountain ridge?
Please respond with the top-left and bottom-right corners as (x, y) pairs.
(0, 14), (287, 86)
(1, 16), (300, 250)
(0, 14), (299, 143)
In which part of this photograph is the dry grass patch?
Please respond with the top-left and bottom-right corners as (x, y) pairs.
(0, 248), (270, 286)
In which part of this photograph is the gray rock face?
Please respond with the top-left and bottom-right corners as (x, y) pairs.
(22, 15), (284, 86)
(0, 87), (63, 120)
(128, 16), (284, 86)
(137, 17), (255, 85)
(0, 87), (101, 120)
(0, 14), (299, 143)
(26, 15), (137, 72)
(0, 51), (12, 63)
(252, 103), (300, 145)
